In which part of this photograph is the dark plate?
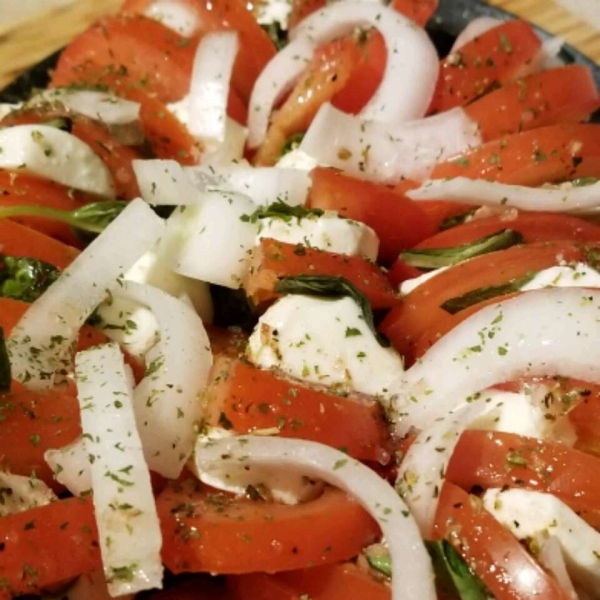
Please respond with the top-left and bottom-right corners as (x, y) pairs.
(1, 0), (599, 101)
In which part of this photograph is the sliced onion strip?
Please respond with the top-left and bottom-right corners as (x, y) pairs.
(193, 435), (436, 600)
(7, 199), (164, 390)
(0, 472), (55, 517)
(45, 437), (91, 496)
(134, 159), (202, 205)
(408, 177), (600, 214)
(75, 343), (163, 596)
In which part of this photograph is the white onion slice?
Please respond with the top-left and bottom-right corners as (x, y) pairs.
(7, 199), (164, 391)
(75, 343), (163, 596)
(408, 178), (600, 214)
(117, 282), (212, 478)
(390, 288), (600, 435)
(450, 16), (503, 52)
(158, 190), (258, 288)
(0, 125), (114, 197)
(0, 472), (55, 517)
(134, 159), (202, 206)
(247, 37), (315, 148)
(144, 0), (199, 36)
(193, 435), (436, 600)
(185, 165), (310, 206)
(45, 438), (92, 496)
(538, 537), (579, 600)
(300, 103), (481, 183)
(61, 570), (136, 600)
(201, 117), (248, 166)
(187, 32), (239, 145)
(33, 89), (141, 126)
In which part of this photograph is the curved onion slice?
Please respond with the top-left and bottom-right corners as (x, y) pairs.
(75, 343), (163, 596)
(0, 472), (55, 517)
(134, 159), (202, 205)
(248, 2), (438, 148)
(144, 0), (199, 36)
(408, 177), (600, 214)
(300, 103), (481, 183)
(116, 282), (212, 478)
(247, 37), (315, 148)
(450, 16), (503, 51)
(538, 537), (579, 600)
(193, 435), (436, 600)
(45, 438), (92, 496)
(390, 288), (600, 435)
(7, 199), (164, 391)
(187, 32), (239, 145)
(34, 89), (141, 125)
(0, 125), (114, 196)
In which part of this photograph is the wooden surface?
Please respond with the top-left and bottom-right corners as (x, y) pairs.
(0, 0), (599, 91)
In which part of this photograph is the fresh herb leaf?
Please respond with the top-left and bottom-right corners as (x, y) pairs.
(366, 552), (392, 577)
(572, 176), (599, 187)
(0, 201), (127, 236)
(261, 21), (288, 50)
(439, 209), (477, 231)
(0, 328), (11, 392)
(441, 272), (537, 314)
(399, 230), (524, 270)
(274, 275), (389, 346)
(0, 255), (59, 303)
(280, 132), (305, 157)
(427, 540), (489, 600)
(241, 199), (323, 224)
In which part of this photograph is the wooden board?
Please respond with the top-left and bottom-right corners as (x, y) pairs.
(0, 0), (599, 90)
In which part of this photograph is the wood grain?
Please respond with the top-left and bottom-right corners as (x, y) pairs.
(0, 0), (598, 91)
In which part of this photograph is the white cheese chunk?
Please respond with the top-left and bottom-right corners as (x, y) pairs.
(255, 0), (292, 29)
(483, 488), (600, 595)
(257, 212), (379, 260)
(276, 148), (320, 171)
(521, 262), (600, 291)
(248, 295), (404, 398)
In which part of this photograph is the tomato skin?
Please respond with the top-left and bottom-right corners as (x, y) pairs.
(380, 241), (589, 363)
(389, 0), (438, 26)
(309, 168), (436, 263)
(465, 65), (600, 141)
(387, 260), (422, 289)
(204, 356), (390, 462)
(0, 495), (100, 595)
(158, 480), (380, 574)
(0, 219), (79, 270)
(434, 483), (570, 600)
(429, 20), (542, 113)
(414, 212), (600, 250)
(432, 124), (600, 186)
(246, 238), (400, 310)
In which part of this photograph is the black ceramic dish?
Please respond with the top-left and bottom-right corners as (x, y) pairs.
(1, 0), (599, 100)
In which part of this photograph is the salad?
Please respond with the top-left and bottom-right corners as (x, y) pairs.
(0, 0), (599, 598)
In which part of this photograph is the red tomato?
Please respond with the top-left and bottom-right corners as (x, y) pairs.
(380, 241), (590, 363)
(414, 212), (600, 249)
(229, 563), (391, 600)
(447, 430), (600, 528)
(0, 495), (100, 595)
(52, 15), (196, 104)
(430, 20), (542, 113)
(390, 0), (438, 26)
(158, 480), (381, 574)
(0, 219), (79, 269)
(246, 238), (400, 309)
(1, 106), (143, 199)
(466, 65), (600, 141)
(565, 382), (600, 457)
(432, 124), (600, 186)
(204, 356), (390, 462)
(0, 171), (93, 247)
(434, 483), (570, 600)
(309, 168), (435, 263)
(121, 0), (276, 103)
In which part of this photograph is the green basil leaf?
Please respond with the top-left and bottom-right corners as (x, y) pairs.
(280, 132), (305, 157)
(0, 328), (11, 392)
(241, 199), (323, 224)
(0, 255), (60, 303)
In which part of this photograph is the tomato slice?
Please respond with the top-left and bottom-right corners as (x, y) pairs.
(0, 219), (79, 269)
(0, 495), (100, 595)
(380, 241), (589, 363)
(429, 20), (542, 113)
(52, 14), (196, 104)
(447, 430), (600, 528)
(309, 168), (435, 263)
(431, 124), (600, 186)
(414, 212), (600, 249)
(1, 106), (143, 199)
(229, 563), (391, 600)
(465, 65), (600, 141)
(121, 0), (276, 103)
(246, 238), (400, 309)
(158, 480), (380, 574)
(254, 38), (359, 165)
(565, 382), (600, 457)
(434, 482), (569, 600)
(204, 356), (390, 462)
(0, 171), (93, 247)
(389, 0), (438, 26)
